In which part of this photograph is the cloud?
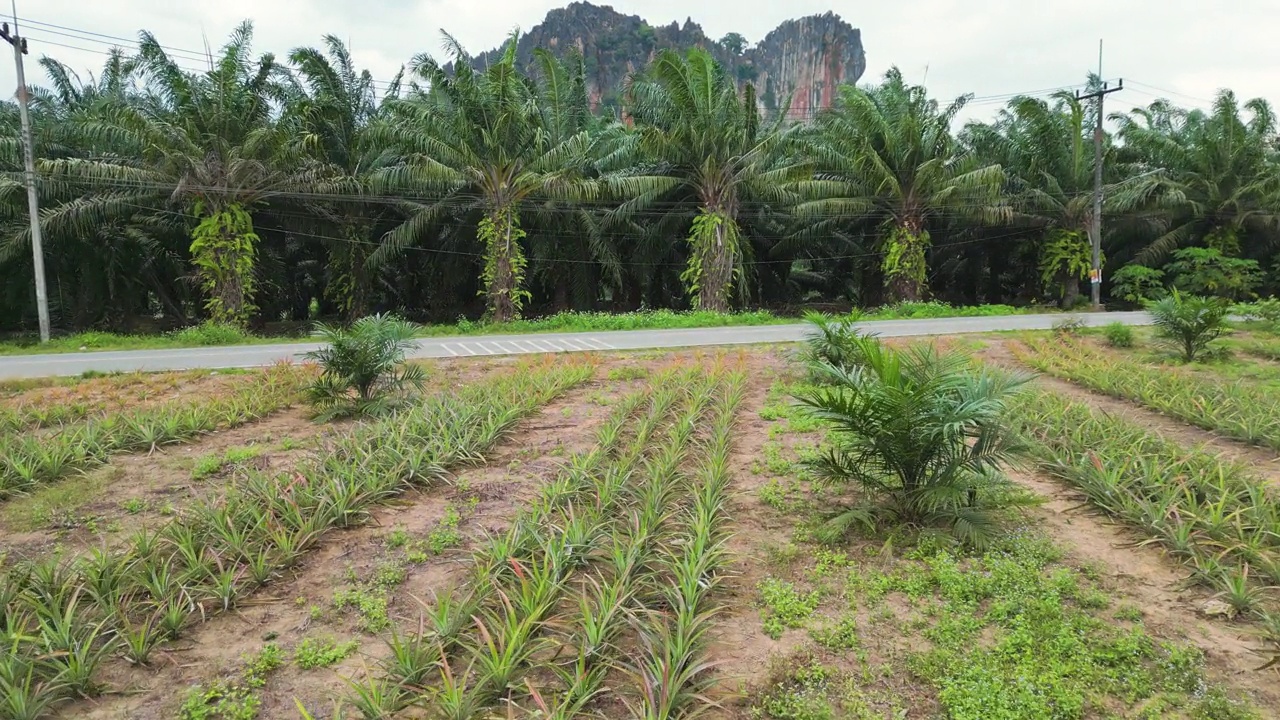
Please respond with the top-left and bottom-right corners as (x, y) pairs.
(6, 0), (1278, 123)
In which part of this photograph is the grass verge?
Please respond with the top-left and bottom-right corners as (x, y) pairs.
(0, 303), (1050, 356)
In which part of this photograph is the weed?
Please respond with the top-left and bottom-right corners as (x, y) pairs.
(426, 504), (464, 554)
(759, 578), (821, 639)
(178, 643), (283, 720)
(119, 497), (147, 514)
(809, 615), (860, 650)
(1051, 316), (1087, 335)
(385, 526), (411, 549)
(294, 636), (359, 669)
(606, 365), (649, 381)
(1102, 321), (1135, 348)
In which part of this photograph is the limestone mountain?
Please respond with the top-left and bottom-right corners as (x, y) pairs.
(465, 2), (866, 119)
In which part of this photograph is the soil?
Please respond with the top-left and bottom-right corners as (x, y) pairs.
(705, 349), (809, 712)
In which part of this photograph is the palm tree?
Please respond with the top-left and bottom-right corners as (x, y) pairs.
(35, 22), (293, 326)
(285, 36), (404, 318)
(1110, 92), (1280, 264)
(794, 335), (1033, 547)
(372, 33), (597, 323)
(614, 48), (808, 312)
(964, 91), (1109, 305)
(798, 68), (1007, 303)
(520, 48), (620, 311)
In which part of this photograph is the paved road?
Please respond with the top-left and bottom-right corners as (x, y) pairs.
(0, 311), (1152, 379)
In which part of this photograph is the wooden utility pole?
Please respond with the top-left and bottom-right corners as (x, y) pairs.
(1, 17), (50, 342)
(1076, 40), (1122, 309)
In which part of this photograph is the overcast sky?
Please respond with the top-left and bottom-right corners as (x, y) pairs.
(5, 0), (1279, 123)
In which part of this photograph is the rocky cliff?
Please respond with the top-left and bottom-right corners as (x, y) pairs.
(465, 3), (865, 120)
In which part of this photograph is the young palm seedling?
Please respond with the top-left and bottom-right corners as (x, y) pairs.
(797, 337), (1034, 546)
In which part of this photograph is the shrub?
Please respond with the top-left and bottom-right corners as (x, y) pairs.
(302, 313), (427, 420)
(1164, 247), (1262, 301)
(794, 337), (1034, 547)
(1148, 292), (1228, 362)
(1102, 322), (1134, 348)
(1231, 297), (1280, 332)
(1109, 264), (1166, 306)
(170, 322), (253, 346)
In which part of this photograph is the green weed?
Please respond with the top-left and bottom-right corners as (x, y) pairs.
(294, 636), (359, 669)
(759, 578), (821, 639)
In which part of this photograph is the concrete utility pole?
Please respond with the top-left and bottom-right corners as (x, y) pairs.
(1, 17), (50, 342)
(1076, 40), (1122, 310)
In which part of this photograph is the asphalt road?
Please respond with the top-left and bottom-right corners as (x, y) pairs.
(0, 311), (1152, 379)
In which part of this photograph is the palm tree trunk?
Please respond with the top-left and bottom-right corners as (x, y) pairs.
(692, 204), (739, 313)
(191, 204), (258, 326)
(883, 219), (930, 303)
(1061, 272), (1081, 308)
(481, 206), (526, 324)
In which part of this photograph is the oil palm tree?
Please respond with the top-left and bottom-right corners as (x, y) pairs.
(372, 33), (597, 323)
(285, 36), (404, 318)
(33, 21), (293, 326)
(1110, 92), (1280, 264)
(612, 48), (809, 312)
(964, 91), (1110, 305)
(798, 68), (1007, 303)
(794, 335), (1033, 547)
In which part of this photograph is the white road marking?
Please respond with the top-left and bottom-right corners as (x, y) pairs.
(582, 337), (613, 350)
(441, 343), (460, 356)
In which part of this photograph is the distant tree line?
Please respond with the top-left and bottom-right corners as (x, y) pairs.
(1, 23), (1277, 333)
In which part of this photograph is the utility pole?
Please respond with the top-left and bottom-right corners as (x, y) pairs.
(1076, 40), (1122, 310)
(1, 15), (50, 342)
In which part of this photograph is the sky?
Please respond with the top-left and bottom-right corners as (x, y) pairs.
(4, 0), (1279, 123)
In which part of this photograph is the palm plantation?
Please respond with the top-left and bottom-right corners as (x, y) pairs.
(0, 24), (1277, 333)
(34, 22), (293, 326)
(1111, 92), (1280, 265)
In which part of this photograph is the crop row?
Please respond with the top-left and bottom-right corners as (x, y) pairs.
(1012, 335), (1280, 450)
(1234, 334), (1280, 362)
(0, 357), (593, 719)
(342, 361), (747, 718)
(0, 371), (209, 434)
(0, 364), (311, 500)
(1010, 387), (1280, 632)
